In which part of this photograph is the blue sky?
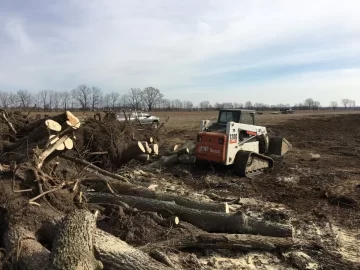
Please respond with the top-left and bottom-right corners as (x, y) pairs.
(1, 0), (360, 105)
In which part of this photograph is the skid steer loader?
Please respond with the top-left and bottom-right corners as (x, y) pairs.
(195, 109), (292, 177)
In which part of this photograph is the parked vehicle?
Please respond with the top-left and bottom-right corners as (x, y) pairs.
(280, 108), (295, 114)
(116, 111), (160, 128)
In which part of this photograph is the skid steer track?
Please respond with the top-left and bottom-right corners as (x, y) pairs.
(234, 151), (274, 177)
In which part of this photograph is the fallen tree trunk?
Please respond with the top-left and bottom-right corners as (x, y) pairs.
(163, 154), (180, 166)
(93, 229), (170, 270)
(86, 192), (293, 237)
(140, 233), (316, 252)
(49, 209), (103, 270)
(135, 154), (150, 161)
(3, 226), (50, 270)
(179, 155), (196, 164)
(82, 178), (228, 212)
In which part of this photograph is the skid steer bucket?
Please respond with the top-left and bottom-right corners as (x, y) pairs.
(268, 137), (292, 156)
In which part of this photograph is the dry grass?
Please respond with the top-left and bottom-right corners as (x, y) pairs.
(24, 109), (360, 129)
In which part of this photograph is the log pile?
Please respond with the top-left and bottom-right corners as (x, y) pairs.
(0, 110), (318, 269)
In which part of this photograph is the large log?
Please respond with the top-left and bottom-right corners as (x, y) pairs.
(121, 141), (146, 163)
(140, 233), (316, 252)
(3, 226), (50, 270)
(93, 229), (170, 270)
(82, 178), (228, 212)
(49, 209), (103, 270)
(38, 219), (171, 270)
(85, 192), (293, 237)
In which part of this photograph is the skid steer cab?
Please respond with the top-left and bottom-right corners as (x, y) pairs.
(195, 109), (292, 177)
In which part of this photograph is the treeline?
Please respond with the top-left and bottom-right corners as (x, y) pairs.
(0, 86), (357, 111)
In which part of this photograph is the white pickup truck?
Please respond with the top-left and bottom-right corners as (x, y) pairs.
(116, 111), (160, 128)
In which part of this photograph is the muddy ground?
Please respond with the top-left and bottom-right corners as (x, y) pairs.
(155, 112), (360, 269)
(1, 111), (360, 269)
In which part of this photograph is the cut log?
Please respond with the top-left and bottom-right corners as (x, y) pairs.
(82, 178), (228, 212)
(38, 219), (171, 270)
(86, 192), (293, 237)
(49, 209), (103, 270)
(179, 155), (196, 164)
(283, 251), (319, 270)
(17, 112), (68, 134)
(140, 233), (316, 253)
(121, 141), (146, 163)
(173, 144), (179, 151)
(141, 141), (151, 153)
(163, 154), (179, 166)
(176, 148), (189, 156)
(135, 154), (150, 161)
(149, 143), (159, 155)
(3, 226), (50, 270)
(94, 229), (170, 270)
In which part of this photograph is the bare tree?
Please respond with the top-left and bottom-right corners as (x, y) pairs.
(52, 91), (61, 111)
(349, 100), (356, 109)
(108, 92), (120, 110)
(91, 87), (102, 110)
(120, 94), (129, 108)
(72, 85), (91, 110)
(160, 99), (171, 109)
(17, 90), (33, 108)
(0, 91), (10, 108)
(171, 99), (182, 109)
(341, 99), (351, 110)
(141, 87), (163, 111)
(127, 88), (142, 110)
(313, 101), (321, 110)
(38, 90), (49, 109)
(8, 94), (19, 107)
(199, 101), (211, 109)
(184, 100), (193, 110)
(245, 101), (253, 109)
(60, 91), (71, 110)
(223, 102), (234, 108)
(330, 101), (338, 110)
(304, 98), (314, 109)
(233, 102), (243, 108)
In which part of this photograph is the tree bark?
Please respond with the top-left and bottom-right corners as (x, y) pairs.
(82, 178), (228, 212)
(3, 226), (50, 270)
(140, 233), (316, 253)
(121, 141), (146, 163)
(85, 192), (293, 237)
(179, 155), (196, 164)
(135, 154), (150, 161)
(93, 229), (170, 270)
(38, 218), (171, 270)
(163, 154), (179, 166)
(49, 209), (103, 270)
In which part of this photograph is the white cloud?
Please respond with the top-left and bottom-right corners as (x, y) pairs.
(0, 0), (359, 105)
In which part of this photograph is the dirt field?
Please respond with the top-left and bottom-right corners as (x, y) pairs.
(1, 109), (360, 269)
(154, 110), (360, 269)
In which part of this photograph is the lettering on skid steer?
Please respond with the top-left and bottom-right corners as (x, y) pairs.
(229, 134), (237, 144)
(209, 148), (220, 154)
(198, 146), (209, 152)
